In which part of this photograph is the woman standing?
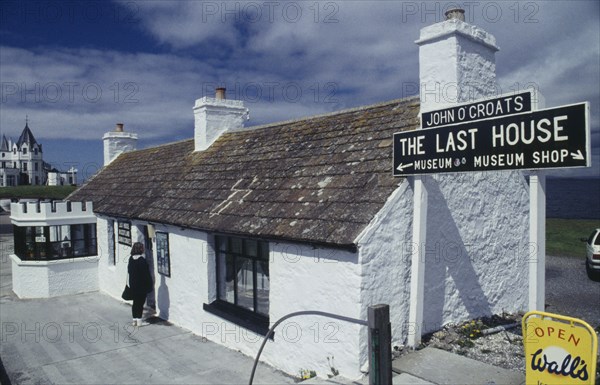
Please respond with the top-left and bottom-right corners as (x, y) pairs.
(127, 242), (153, 326)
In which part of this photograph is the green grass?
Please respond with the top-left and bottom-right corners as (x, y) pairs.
(0, 185), (77, 200)
(546, 218), (600, 258)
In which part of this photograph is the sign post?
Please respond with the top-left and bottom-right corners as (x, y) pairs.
(529, 173), (546, 311)
(407, 174), (427, 347)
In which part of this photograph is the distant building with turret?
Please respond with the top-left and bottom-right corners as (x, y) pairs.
(0, 122), (69, 187)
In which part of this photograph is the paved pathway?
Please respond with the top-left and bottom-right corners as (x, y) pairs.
(0, 212), (295, 384)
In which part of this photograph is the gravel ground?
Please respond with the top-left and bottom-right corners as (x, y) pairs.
(414, 313), (527, 372)
(402, 311), (599, 380)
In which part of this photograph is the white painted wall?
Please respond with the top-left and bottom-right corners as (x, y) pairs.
(193, 96), (248, 151)
(96, 216), (143, 300)
(421, 171), (529, 333)
(11, 201), (95, 227)
(95, 216), (365, 379)
(266, 242), (363, 379)
(102, 131), (138, 166)
(11, 254), (99, 298)
(356, 181), (414, 369)
(356, 172), (529, 351)
(416, 17), (499, 111)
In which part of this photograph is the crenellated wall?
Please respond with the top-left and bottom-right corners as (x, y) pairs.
(10, 201), (99, 298)
(10, 201), (96, 226)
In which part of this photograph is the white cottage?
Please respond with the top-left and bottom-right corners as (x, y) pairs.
(68, 11), (530, 379)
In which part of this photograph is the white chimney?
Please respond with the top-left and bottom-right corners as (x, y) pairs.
(103, 123), (138, 166)
(193, 87), (249, 151)
(416, 8), (500, 112)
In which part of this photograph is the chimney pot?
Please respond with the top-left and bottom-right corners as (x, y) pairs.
(115, 123), (124, 132)
(215, 87), (226, 100)
(445, 8), (465, 21)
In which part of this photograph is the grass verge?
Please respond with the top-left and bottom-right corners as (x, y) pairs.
(546, 218), (600, 257)
(0, 186), (77, 200)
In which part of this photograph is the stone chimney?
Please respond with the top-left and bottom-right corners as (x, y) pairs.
(416, 8), (499, 112)
(193, 87), (249, 151)
(103, 123), (138, 166)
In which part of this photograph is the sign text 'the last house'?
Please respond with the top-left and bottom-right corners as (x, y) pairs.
(393, 103), (590, 176)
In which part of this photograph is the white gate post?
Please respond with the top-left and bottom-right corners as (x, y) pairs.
(408, 176), (427, 347)
(528, 172), (546, 311)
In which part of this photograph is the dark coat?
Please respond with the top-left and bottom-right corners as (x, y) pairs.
(128, 256), (153, 297)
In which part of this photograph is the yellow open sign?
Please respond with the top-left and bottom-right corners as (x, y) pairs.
(522, 311), (598, 385)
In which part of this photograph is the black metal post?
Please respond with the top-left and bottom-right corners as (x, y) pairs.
(368, 304), (392, 385)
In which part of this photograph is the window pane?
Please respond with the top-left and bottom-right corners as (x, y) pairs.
(86, 224), (96, 240)
(59, 225), (70, 241)
(73, 240), (86, 256)
(258, 241), (269, 260)
(236, 257), (254, 311)
(245, 239), (258, 257)
(50, 242), (61, 258)
(256, 260), (270, 316)
(218, 236), (228, 253)
(49, 226), (59, 242)
(72, 224), (84, 240)
(231, 238), (242, 254)
(219, 253), (236, 304)
(88, 239), (98, 256)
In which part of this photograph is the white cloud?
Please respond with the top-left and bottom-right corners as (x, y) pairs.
(1, 0), (598, 181)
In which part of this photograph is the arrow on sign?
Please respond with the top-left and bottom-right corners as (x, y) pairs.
(571, 150), (584, 160)
(396, 163), (413, 172)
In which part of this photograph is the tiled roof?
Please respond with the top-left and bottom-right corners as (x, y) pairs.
(0, 135), (9, 151)
(16, 124), (39, 148)
(69, 96), (420, 250)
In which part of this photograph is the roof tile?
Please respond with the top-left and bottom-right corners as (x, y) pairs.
(69, 97), (419, 249)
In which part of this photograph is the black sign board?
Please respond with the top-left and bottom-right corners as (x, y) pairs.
(421, 91), (533, 129)
(117, 221), (132, 246)
(393, 102), (589, 176)
(156, 232), (171, 277)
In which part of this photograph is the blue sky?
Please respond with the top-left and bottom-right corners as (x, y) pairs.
(1, 0), (599, 181)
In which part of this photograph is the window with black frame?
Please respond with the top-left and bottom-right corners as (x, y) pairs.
(13, 224), (97, 260)
(214, 236), (270, 319)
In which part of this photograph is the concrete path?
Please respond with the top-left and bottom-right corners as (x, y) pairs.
(302, 372), (433, 384)
(0, 212), (295, 384)
(391, 347), (525, 385)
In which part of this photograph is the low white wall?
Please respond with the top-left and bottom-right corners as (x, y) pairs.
(356, 180), (413, 370)
(10, 254), (99, 298)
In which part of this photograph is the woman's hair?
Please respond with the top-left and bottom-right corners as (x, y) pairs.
(131, 242), (145, 256)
